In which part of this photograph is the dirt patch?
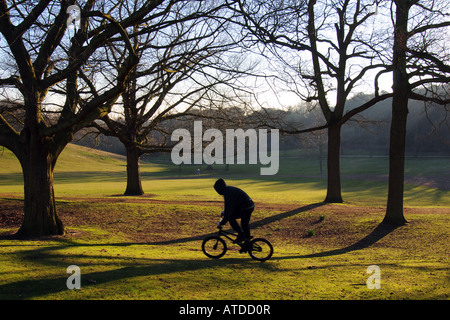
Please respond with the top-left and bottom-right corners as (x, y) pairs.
(0, 201), (23, 228)
(2, 197), (448, 246)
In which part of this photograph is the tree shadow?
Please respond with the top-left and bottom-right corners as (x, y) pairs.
(148, 202), (327, 245)
(280, 222), (401, 260)
(250, 202), (326, 228)
(0, 252), (268, 299)
(0, 203), (403, 299)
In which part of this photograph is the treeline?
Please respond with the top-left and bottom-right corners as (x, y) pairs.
(342, 96), (449, 156)
(75, 94), (450, 158)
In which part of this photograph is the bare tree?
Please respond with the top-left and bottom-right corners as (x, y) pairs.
(89, 0), (250, 195)
(0, 0), (175, 237)
(384, 0), (450, 225)
(232, 0), (393, 203)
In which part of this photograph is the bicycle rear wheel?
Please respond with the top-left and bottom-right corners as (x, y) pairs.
(202, 236), (227, 259)
(248, 238), (273, 261)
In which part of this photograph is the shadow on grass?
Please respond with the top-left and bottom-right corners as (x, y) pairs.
(148, 202), (327, 245)
(0, 257), (250, 299)
(0, 202), (401, 299)
(0, 221), (403, 300)
(275, 222), (400, 261)
(0, 202), (325, 299)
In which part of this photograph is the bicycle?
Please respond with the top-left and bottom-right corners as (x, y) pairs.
(201, 218), (273, 262)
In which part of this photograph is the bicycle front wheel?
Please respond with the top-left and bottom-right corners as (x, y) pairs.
(202, 236), (227, 259)
(248, 238), (273, 261)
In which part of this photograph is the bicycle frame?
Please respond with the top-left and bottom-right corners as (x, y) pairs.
(217, 227), (240, 244)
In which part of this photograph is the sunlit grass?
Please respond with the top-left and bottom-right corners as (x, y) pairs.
(0, 203), (448, 300)
(0, 143), (449, 300)
(1, 144), (449, 207)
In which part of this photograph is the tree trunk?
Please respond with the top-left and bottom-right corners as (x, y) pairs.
(16, 136), (64, 237)
(124, 144), (144, 196)
(324, 123), (343, 203)
(384, 94), (408, 225)
(383, 0), (408, 226)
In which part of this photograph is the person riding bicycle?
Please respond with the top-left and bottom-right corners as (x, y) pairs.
(214, 178), (254, 244)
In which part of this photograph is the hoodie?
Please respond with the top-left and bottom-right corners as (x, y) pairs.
(214, 179), (254, 225)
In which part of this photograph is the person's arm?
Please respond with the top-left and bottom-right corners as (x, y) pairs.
(220, 194), (233, 225)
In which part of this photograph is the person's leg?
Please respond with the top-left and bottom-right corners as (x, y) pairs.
(229, 218), (244, 241)
(240, 207), (253, 240)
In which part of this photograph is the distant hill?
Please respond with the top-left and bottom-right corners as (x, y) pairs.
(0, 143), (126, 176)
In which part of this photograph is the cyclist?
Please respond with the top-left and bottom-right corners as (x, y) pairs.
(214, 178), (254, 244)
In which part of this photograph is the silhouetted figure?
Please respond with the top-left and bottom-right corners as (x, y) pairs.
(214, 178), (254, 243)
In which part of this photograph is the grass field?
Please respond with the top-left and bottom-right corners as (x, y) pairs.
(0, 144), (449, 300)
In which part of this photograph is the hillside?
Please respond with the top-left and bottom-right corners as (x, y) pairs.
(0, 144), (129, 196)
(1, 143), (449, 206)
(0, 143), (126, 175)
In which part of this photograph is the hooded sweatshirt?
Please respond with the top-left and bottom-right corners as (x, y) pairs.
(214, 179), (254, 225)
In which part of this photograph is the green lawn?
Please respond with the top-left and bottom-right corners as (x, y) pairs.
(0, 144), (449, 300)
(1, 144), (448, 206)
